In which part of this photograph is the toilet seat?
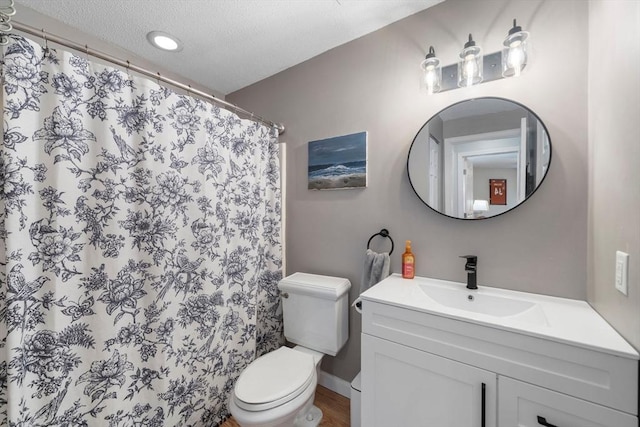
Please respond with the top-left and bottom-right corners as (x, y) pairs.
(234, 347), (315, 412)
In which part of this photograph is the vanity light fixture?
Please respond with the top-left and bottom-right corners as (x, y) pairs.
(422, 19), (530, 94)
(458, 34), (483, 87)
(502, 19), (529, 77)
(421, 46), (442, 94)
(146, 31), (183, 52)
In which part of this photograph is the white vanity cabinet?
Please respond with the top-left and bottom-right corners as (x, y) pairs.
(362, 334), (496, 426)
(360, 275), (639, 427)
(499, 377), (637, 427)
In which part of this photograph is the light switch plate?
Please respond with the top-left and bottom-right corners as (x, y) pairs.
(615, 251), (629, 296)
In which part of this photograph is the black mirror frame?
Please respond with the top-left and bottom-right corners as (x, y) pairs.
(407, 96), (553, 221)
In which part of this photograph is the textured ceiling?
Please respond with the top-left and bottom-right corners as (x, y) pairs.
(15, 0), (444, 95)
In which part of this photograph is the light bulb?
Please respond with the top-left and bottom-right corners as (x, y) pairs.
(506, 40), (524, 77)
(464, 54), (477, 87)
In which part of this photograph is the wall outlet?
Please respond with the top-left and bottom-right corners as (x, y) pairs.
(615, 251), (629, 296)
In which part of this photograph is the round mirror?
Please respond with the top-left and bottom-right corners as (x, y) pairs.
(407, 97), (551, 220)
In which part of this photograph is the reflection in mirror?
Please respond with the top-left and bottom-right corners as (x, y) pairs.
(407, 97), (551, 220)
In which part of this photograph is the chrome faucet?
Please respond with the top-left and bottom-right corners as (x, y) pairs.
(459, 255), (478, 290)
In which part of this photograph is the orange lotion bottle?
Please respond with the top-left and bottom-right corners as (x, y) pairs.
(402, 240), (415, 279)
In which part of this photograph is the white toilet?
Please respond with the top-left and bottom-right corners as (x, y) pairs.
(229, 272), (351, 427)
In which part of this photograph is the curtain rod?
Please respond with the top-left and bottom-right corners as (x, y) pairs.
(9, 21), (285, 136)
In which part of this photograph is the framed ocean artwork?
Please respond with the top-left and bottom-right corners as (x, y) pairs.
(308, 131), (367, 190)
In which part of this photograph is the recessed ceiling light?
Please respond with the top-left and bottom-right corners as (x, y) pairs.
(146, 31), (183, 52)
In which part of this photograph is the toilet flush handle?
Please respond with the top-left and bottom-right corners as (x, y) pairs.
(281, 292), (289, 298)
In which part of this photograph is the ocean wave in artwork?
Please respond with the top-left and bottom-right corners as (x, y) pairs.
(308, 161), (366, 179)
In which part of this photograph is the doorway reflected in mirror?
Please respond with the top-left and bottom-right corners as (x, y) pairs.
(407, 97), (551, 220)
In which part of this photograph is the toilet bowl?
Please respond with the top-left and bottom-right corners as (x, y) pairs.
(228, 346), (323, 427)
(228, 273), (351, 427)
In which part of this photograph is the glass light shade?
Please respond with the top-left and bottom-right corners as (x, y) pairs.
(502, 30), (529, 77)
(458, 45), (483, 87)
(421, 56), (442, 95)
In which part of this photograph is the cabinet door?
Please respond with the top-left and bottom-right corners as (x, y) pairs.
(498, 376), (638, 427)
(361, 334), (497, 427)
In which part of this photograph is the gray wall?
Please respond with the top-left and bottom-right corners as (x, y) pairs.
(587, 1), (640, 349)
(229, 0), (590, 382)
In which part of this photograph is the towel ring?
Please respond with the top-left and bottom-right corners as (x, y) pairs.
(367, 228), (394, 255)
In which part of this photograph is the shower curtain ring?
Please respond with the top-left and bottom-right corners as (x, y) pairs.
(0, 0), (15, 18)
(42, 28), (48, 50)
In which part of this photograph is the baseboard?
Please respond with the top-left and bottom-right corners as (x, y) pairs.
(318, 370), (352, 399)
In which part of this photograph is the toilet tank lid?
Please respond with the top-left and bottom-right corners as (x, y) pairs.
(278, 272), (351, 300)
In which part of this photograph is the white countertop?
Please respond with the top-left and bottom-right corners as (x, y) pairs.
(360, 274), (639, 360)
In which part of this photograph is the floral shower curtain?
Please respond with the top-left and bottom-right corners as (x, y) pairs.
(0, 35), (283, 426)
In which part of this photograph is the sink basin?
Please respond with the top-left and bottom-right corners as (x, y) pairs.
(360, 274), (639, 359)
(418, 283), (549, 325)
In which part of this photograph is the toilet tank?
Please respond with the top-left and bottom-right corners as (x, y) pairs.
(278, 272), (351, 356)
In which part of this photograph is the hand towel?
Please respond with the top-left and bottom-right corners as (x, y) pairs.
(360, 248), (391, 295)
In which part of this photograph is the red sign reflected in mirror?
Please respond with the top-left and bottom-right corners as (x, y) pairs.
(490, 179), (507, 205)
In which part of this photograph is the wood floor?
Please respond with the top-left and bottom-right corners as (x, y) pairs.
(220, 385), (351, 427)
